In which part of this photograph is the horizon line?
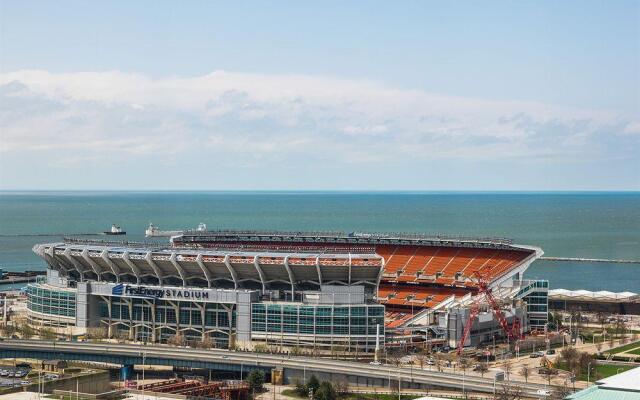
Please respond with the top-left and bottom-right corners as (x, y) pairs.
(1, 189), (639, 194)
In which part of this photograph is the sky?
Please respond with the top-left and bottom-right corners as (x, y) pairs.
(0, 0), (638, 191)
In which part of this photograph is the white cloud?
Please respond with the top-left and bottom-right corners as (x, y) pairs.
(0, 69), (637, 169)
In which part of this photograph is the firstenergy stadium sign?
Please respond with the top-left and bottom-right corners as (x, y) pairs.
(111, 284), (210, 300)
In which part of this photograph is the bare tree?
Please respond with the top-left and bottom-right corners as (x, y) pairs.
(495, 383), (524, 400)
(434, 353), (443, 372)
(458, 357), (471, 376)
(386, 349), (403, 368)
(595, 342), (602, 353)
(168, 333), (186, 346)
(503, 360), (512, 381)
(560, 347), (579, 374)
(550, 385), (572, 400)
(596, 312), (607, 331)
(416, 354), (426, 370)
(86, 327), (108, 340)
(475, 362), (488, 377)
(520, 366), (530, 383)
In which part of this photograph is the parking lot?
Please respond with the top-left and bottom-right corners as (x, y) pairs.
(0, 364), (59, 388)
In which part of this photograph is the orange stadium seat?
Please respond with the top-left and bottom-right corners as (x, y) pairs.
(422, 247), (458, 276)
(401, 247), (439, 275)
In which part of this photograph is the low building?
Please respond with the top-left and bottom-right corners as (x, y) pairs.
(41, 359), (68, 372)
(567, 366), (640, 400)
(549, 288), (640, 314)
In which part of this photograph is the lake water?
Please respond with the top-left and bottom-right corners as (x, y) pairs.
(0, 191), (638, 292)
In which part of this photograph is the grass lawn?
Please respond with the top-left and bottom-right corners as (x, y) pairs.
(606, 340), (640, 354)
(591, 364), (635, 380)
(281, 388), (306, 398)
(556, 361), (635, 381)
(629, 347), (640, 355)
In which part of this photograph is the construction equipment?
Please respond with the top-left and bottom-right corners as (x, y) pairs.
(456, 269), (524, 355)
(540, 356), (554, 369)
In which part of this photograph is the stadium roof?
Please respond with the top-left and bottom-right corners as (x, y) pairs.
(549, 289), (639, 303)
(33, 241), (384, 291)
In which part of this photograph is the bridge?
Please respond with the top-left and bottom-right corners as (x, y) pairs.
(0, 340), (557, 397)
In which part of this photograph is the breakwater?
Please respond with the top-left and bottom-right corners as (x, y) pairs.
(541, 257), (640, 264)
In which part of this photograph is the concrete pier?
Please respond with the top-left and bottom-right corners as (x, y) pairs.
(540, 257), (640, 264)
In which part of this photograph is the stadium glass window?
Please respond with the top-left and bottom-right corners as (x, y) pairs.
(191, 310), (202, 325)
(334, 307), (349, 317)
(333, 325), (348, 335)
(99, 302), (109, 318)
(300, 316), (314, 326)
(155, 308), (165, 323)
(218, 313), (230, 327)
(122, 305), (131, 320)
(267, 304), (281, 313)
(317, 307), (332, 316)
(300, 324), (314, 334)
(334, 317), (348, 326)
(166, 308), (176, 324)
(179, 309), (190, 325)
(351, 326), (366, 335)
(320, 325), (334, 335)
(283, 324), (298, 333)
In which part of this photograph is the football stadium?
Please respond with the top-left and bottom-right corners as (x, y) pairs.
(29, 229), (547, 353)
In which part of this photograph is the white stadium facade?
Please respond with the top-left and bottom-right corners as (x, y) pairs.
(28, 230), (547, 352)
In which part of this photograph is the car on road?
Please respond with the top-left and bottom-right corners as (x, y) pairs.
(426, 359), (435, 365)
(369, 361), (382, 366)
(20, 380), (30, 386)
(530, 351), (545, 358)
(535, 389), (551, 397)
(546, 349), (556, 355)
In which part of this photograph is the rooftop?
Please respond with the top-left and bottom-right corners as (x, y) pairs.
(177, 229), (515, 245)
(549, 289), (639, 303)
(567, 366), (640, 400)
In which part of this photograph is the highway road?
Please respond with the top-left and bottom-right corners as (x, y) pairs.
(0, 340), (557, 397)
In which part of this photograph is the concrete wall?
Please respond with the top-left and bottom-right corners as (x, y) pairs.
(281, 367), (434, 391)
(13, 371), (112, 396)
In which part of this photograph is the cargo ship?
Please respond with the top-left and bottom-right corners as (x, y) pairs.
(103, 224), (126, 235)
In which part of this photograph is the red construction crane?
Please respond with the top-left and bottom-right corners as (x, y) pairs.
(456, 270), (523, 355)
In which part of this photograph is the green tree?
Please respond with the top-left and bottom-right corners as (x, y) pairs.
(0, 324), (16, 337)
(40, 327), (56, 340)
(20, 323), (35, 339)
(294, 379), (307, 397)
(246, 370), (265, 393)
(307, 375), (320, 396)
(315, 381), (337, 400)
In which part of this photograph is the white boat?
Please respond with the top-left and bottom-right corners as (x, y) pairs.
(104, 224), (126, 235)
